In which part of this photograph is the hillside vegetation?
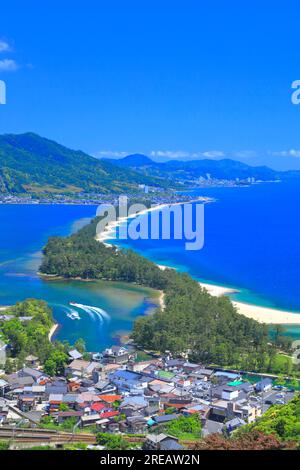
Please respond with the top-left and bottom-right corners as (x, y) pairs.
(0, 133), (165, 194)
(40, 217), (286, 372)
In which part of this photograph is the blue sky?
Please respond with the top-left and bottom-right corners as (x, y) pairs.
(1, 1), (300, 169)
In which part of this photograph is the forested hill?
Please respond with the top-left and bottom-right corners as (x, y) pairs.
(40, 217), (282, 371)
(0, 133), (165, 194)
(104, 153), (285, 182)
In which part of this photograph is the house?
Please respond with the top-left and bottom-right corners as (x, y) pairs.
(68, 349), (83, 361)
(80, 414), (102, 427)
(49, 393), (63, 413)
(144, 433), (184, 451)
(233, 401), (262, 423)
(221, 386), (239, 401)
(109, 369), (151, 392)
(255, 378), (273, 393)
(94, 380), (116, 395)
(56, 410), (83, 424)
(150, 413), (180, 426)
(119, 396), (148, 417)
(192, 368), (214, 381)
(99, 394), (122, 406)
(23, 385), (45, 401)
(65, 360), (99, 378)
(164, 359), (185, 371)
(224, 417), (246, 435)
(25, 355), (39, 367)
(182, 362), (203, 374)
(0, 378), (9, 397)
(103, 346), (131, 364)
(130, 360), (157, 373)
(90, 402), (106, 414)
(19, 367), (46, 382)
(125, 415), (148, 434)
(62, 393), (80, 408)
(18, 395), (36, 412)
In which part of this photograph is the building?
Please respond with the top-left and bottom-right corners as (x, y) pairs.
(144, 433), (184, 451)
(102, 346), (131, 364)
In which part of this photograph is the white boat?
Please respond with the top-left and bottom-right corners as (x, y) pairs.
(67, 311), (80, 320)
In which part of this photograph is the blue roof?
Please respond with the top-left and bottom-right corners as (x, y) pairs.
(154, 414), (179, 424)
(110, 370), (142, 381)
(214, 371), (239, 379)
(121, 396), (148, 407)
(161, 440), (184, 450)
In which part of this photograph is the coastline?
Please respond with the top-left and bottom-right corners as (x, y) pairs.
(95, 198), (211, 247)
(157, 264), (300, 325)
(95, 200), (300, 326)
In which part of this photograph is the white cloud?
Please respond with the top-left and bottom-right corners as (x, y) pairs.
(202, 150), (225, 158)
(0, 40), (11, 53)
(150, 150), (225, 160)
(232, 150), (258, 159)
(0, 59), (19, 72)
(94, 150), (129, 159)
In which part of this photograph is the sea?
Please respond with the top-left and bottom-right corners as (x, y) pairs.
(1, 180), (300, 351)
(110, 180), (300, 340)
(0, 204), (158, 351)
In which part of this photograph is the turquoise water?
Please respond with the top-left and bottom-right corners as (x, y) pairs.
(0, 204), (158, 351)
(109, 181), (300, 339)
(1, 181), (300, 349)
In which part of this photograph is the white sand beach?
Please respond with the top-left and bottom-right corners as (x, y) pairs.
(95, 197), (210, 246)
(96, 204), (300, 326)
(157, 265), (300, 325)
(0, 306), (9, 311)
(96, 203), (169, 246)
(48, 323), (59, 342)
(232, 301), (300, 325)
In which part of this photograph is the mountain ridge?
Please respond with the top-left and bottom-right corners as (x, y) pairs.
(104, 153), (286, 182)
(0, 133), (166, 194)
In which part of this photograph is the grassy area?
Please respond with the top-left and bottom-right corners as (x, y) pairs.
(135, 350), (153, 362)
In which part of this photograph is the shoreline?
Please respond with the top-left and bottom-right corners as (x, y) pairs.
(92, 201), (300, 327)
(95, 198), (212, 247)
(157, 264), (300, 325)
(48, 323), (59, 342)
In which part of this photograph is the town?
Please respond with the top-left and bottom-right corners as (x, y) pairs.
(0, 341), (297, 450)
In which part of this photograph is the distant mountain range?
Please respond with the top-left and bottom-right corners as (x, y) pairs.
(104, 153), (295, 182)
(1, 133), (299, 195)
(0, 134), (166, 194)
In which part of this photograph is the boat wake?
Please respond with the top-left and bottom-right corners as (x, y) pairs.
(64, 306), (81, 320)
(70, 303), (110, 324)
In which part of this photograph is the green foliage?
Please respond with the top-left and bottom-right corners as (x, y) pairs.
(74, 338), (86, 354)
(0, 133), (165, 194)
(40, 215), (284, 371)
(0, 441), (9, 450)
(0, 299), (71, 374)
(1, 299), (54, 365)
(44, 350), (68, 376)
(59, 403), (70, 412)
(163, 414), (202, 440)
(96, 433), (129, 450)
(238, 393), (300, 442)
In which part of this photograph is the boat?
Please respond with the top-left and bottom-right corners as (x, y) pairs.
(69, 301), (78, 307)
(67, 311), (80, 320)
